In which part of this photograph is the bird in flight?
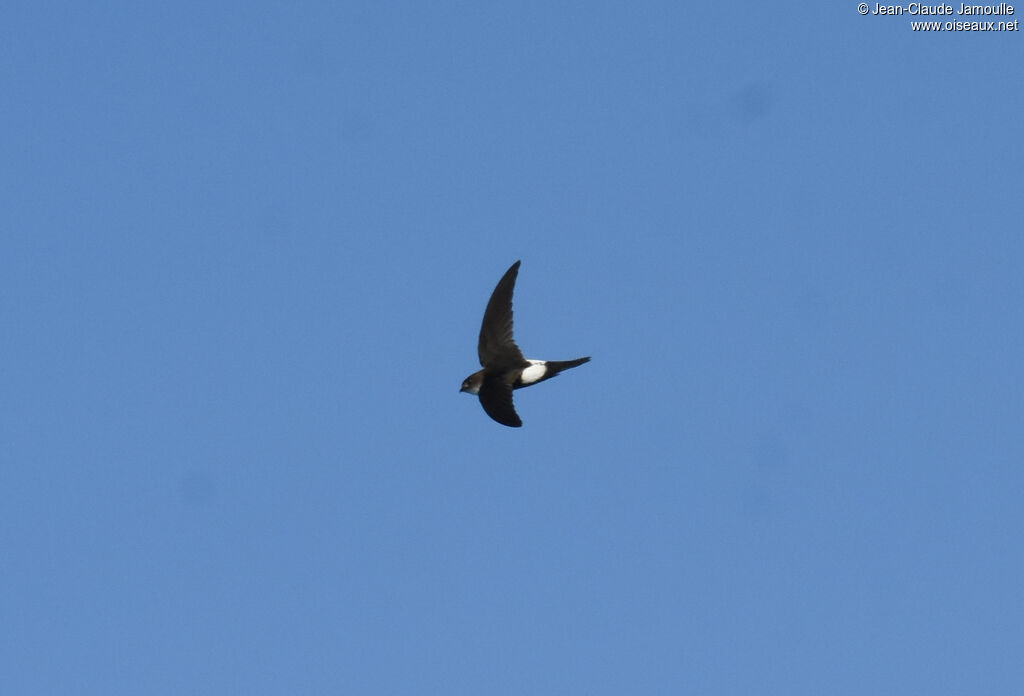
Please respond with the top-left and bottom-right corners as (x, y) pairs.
(460, 260), (590, 427)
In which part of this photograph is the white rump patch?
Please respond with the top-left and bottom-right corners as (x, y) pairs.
(520, 360), (548, 385)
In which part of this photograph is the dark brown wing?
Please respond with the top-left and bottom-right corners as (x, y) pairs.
(478, 261), (527, 368)
(478, 374), (523, 427)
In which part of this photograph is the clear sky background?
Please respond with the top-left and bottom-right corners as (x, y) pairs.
(3, 3), (1023, 694)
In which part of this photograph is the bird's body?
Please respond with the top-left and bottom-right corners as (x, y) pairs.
(460, 261), (590, 427)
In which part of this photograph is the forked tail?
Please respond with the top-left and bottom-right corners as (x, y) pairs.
(546, 356), (591, 376)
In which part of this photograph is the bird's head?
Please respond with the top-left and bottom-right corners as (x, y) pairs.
(460, 372), (483, 395)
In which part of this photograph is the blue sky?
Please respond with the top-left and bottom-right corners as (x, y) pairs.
(3, 3), (1023, 694)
